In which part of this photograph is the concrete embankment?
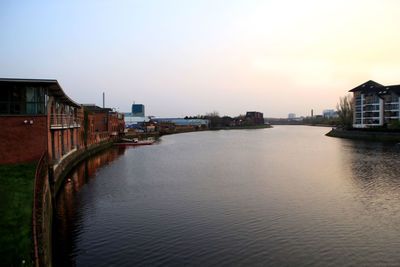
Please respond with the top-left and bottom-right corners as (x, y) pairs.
(326, 128), (400, 142)
(33, 140), (114, 266)
(52, 140), (114, 194)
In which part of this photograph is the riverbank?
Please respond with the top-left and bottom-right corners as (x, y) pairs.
(126, 125), (273, 138)
(326, 128), (400, 142)
(210, 125), (273, 130)
(0, 162), (37, 266)
(32, 140), (115, 266)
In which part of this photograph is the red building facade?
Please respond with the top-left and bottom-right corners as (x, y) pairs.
(0, 79), (125, 165)
(83, 105), (125, 146)
(0, 79), (82, 164)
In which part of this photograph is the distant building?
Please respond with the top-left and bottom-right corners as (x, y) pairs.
(245, 111), (264, 125)
(153, 118), (209, 128)
(82, 104), (125, 142)
(322, 109), (337, 118)
(132, 104), (145, 117)
(124, 115), (151, 129)
(349, 80), (400, 128)
(288, 113), (296, 119)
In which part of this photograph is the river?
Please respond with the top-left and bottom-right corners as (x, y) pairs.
(53, 126), (400, 266)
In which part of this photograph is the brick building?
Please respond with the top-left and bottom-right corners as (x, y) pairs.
(0, 79), (126, 165)
(0, 78), (82, 164)
(82, 105), (125, 146)
(245, 111), (264, 125)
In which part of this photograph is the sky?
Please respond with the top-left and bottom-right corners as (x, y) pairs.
(1, 0), (400, 118)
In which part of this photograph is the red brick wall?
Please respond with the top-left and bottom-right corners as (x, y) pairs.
(93, 114), (108, 132)
(0, 116), (47, 164)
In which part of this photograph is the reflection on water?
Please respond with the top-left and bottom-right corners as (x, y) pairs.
(53, 146), (126, 266)
(53, 127), (400, 266)
(341, 140), (400, 234)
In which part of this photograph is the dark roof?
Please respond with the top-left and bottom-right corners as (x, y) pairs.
(385, 85), (400, 95)
(82, 104), (113, 113)
(0, 78), (81, 107)
(349, 80), (400, 96)
(349, 80), (384, 92)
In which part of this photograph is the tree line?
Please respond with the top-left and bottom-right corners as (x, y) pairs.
(185, 112), (262, 129)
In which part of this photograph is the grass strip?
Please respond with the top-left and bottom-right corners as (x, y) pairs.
(0, 162), (37, 266)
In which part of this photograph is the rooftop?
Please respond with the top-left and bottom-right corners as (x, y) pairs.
(0, 78), (81, 107)
(349, 80), (384, 93)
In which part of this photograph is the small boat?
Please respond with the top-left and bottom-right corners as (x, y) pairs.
(115, 138), (155, 146)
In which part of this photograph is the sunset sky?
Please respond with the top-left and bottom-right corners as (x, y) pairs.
(1, 0), (400, 117)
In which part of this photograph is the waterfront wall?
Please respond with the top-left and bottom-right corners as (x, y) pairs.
(33, 140), (114, 267)
(52, 140), (114, 194)
(32, 152), (52, 267)
(326, 128), (400, 142)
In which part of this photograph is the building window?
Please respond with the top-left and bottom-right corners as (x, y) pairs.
(0, 85), (45, 115)
(386, 92), (399, 103)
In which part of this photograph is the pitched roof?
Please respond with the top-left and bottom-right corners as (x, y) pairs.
(0, 78), (81, 107)
(349, 80), (384, 92)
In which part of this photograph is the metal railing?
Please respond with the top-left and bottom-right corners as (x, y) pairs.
(50, 114), (80, 129)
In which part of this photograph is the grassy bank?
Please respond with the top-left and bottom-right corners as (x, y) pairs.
(326, 129), (400, 142)
(0, 162), (37, 266)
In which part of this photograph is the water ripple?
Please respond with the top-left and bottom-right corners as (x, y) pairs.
(53, 127), (400, 266)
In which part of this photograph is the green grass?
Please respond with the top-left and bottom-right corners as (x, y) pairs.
(0, 162), (37, 266)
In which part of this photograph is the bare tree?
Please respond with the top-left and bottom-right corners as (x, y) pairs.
(205, 111), (221, 128)
(336, 94), (354, 129)
(205, 111), (219, 118)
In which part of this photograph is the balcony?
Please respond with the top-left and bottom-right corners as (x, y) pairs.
(363, 101), (380, 105)
(384, 103), (399, 111)
(50, 114), (81, 129)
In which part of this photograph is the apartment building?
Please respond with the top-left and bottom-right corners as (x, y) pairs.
(0, 78), (125, 164)
(0, 78), (82, 164)
(350, 80), (400, 128)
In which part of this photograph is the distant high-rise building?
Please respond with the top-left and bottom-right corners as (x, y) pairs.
(132, 104), (145, 117)
(322, 109), (337, 118)
(288, 113), (296, 119)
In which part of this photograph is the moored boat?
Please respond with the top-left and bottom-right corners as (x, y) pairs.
(115, 138), (155, 146)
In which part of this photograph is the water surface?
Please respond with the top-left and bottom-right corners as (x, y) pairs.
(54, 126), (400, 266)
